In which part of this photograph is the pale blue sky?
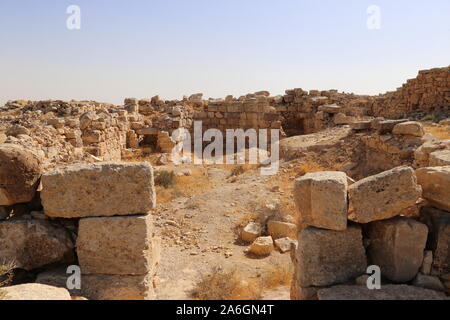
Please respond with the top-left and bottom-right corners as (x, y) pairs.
(1, 0), (449, 106)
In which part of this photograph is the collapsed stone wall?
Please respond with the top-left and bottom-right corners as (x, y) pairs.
(291, 166), (450, 300)
(0, 150), (161, 300)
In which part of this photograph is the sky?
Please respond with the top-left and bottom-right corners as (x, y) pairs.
(0, 0), (449, 106)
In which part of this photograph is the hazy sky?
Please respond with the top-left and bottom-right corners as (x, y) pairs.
(1, 0), (449, 106)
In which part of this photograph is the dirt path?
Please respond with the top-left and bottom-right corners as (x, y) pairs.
(151, 164), (293, 300)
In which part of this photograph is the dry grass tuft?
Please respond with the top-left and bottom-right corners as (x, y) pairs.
(156, 168), (214, 203)
(191, 267), (262, 300)
(191, 263), (293, 300)
(0, 260), (15, 293)
(260, 263), (293, 289)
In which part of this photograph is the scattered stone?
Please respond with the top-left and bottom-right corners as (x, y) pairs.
(416, 166), (450, 211)
(41, 162), (156, 218)
(367, 217), (428, 282)
(267, 220), (297, 240)
(348, 166), (422, 223)
(373, 119), (409, 134)
(274, 237), (297, 253)
(241, 222), (262, 243)
(248, 236), (274, 256)
(293, 171), (348, 231)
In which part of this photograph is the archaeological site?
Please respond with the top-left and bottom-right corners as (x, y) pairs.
(0, 65), (449, 301)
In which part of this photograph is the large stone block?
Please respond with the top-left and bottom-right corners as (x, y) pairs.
(81, 273), (156, 300)
(367, 217), (428, 282)
(348, 166), (422, 223)
(0, 144), (41, 206)
(0, 220), (74, 270)
(392, 121), (425, 137)
(41, 162), (156, 218)
(0, 284), (71, 300)
(429, 150), (450, 166)
(295, 225), (367, 287)
(294, 171), (348, 231)
(77, 214), (158, 275)
(420, 207), (450, 276)
(416, 166), (450, 211)
(317, 285), (447, 300)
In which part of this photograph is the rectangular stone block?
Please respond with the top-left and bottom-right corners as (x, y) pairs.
(348, 166), (422, 223)
(77, 214), (158, 275)
(368, 217), (428, 282)
(295, 225), (367, 287)
(41, 162), (156, 218)
(416, 166), (450, 212)
(294, 171), (348, 231)
(81, 273), (156, 300)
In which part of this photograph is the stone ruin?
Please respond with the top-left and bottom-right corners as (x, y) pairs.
(0, 65), (449, 300)
(0, 150), (160, 300)
(0, 66), (449, 170)
(290, 166), (450, 300)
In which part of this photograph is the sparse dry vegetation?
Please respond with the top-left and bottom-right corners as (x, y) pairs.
(155, 170), (177, 188)
(191, 263), (293, 300)
(0, 260), (15, 291)
(191, 266), (262, 300)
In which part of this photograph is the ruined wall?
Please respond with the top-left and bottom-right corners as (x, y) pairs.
(373, 67), (450, 119)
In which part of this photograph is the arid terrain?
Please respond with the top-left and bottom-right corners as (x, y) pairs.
(0, 66), (449, 300)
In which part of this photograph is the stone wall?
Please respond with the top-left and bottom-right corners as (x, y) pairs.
(291, 166), (450, 300)
(0, 154), (161, 300)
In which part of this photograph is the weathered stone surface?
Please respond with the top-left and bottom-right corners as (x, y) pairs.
(413, 274), (446, 292)
(274, 237), (297, 253)
(267, 220), (297, 240)
(35, 266), (82, 296)
(294, 171), (348, 231)
(0, 284), (71, 300)
(290, 283), (321, 300)
(420, 207), (450, 276)
(295, 225), (367, 287)
(429, 150), (450, 166)
(392, 121), (425, 137)
(348, 166), (422, 223)
(0, 220), (74, 270)
(0, 144), (41, 206)
(248, 236), (274, 256)
(77, 214), (158, 275)
(373, 119), (409, 134)
(82, 273), (155, 300)
(241, 222), (262, 243)
(317, 285), (447, 300)
(367, 217), (428, 282)
(41, 162), (156, 218)
(421, 251), (433, 275)
(416, 166), (450, 211)
(350, 121), (371, 130)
